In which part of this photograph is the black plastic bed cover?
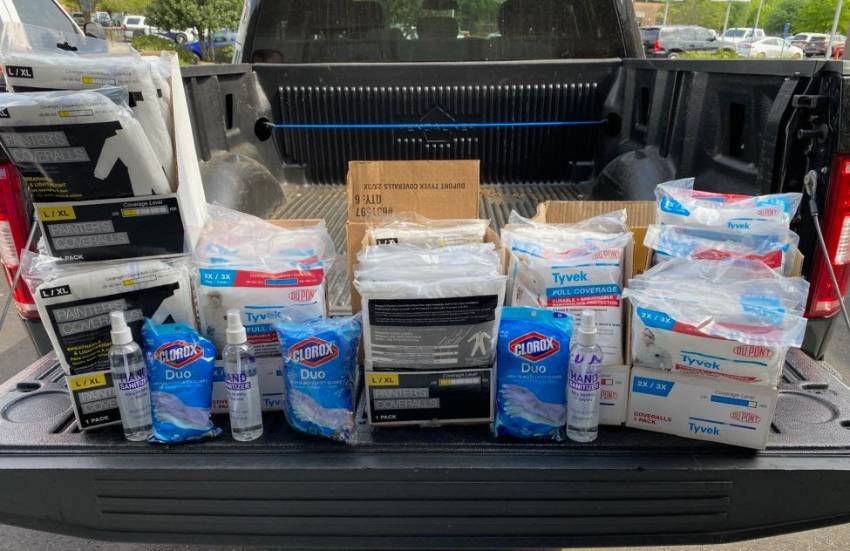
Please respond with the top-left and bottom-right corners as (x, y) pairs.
(0, 348), (848, 547)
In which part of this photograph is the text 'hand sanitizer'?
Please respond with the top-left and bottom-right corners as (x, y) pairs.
(108, 310), (152, 441)
(567, 310), (603, 443)
(223, 309), (263, 441)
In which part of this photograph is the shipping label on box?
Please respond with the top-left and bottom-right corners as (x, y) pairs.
(66, 370), (121, 431)
(36, 195), (186, 262)
(366, 367), (493, 427)
(626, 366), (778, 449)
(212, 356), (284, 414)
(599, 364), (630, 426)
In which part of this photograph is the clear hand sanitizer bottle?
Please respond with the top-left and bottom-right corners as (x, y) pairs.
(567, 310), (604, 443)
(108, 311), (152, 441)
(223, 309), (263, 441)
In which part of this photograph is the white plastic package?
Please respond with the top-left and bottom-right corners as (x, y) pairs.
(23, 252), (195, 375)
(0, 87), (171, 201)
(644, 224), (800, 274)
(356, 242), (503, 280)
(655, 178), (802, 235)
(0, 23), (175, 187)
(623, 258), (809, 386)
(355, 275), (507, 371)
(367, 215), (489, 247)
(193, 205), (335, 356)
(501, 211), (632, 365)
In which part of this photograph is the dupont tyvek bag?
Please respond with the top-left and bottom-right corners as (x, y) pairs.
(194, 205), (335, 356)
(356, 242), (503, 280)
(623, 258), (809, 386)
(23, 252), (195, 375)
(355, 274), (507, 370)
(0, 23), (175, 187)
(142, 319), (221, 443)
(502, 211), (631, 365)
(367, 215), (489, 247)
(276, 315), (362, 442)
(644, 224), (800, 274)
(0, 88), (171, 201)
(494, 307), (573, 441)
(655, 178), (801, 235)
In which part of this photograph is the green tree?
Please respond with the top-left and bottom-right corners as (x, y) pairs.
(762, 0), (805, 35)
(145, 0), (241, 61)
(457, 0), (500, 35)
(795, 0), (850, 33)
(384, 0), (423, 27)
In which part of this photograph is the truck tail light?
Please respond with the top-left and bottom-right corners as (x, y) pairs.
(807, 155), (850, 317)
(0, 162), (37, 320)
(652, 39), (662, 54)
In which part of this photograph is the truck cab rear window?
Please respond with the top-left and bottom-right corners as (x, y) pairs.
(247, 0), (624, 63)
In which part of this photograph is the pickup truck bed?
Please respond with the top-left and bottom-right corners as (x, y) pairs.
(0, 348), (849, 547)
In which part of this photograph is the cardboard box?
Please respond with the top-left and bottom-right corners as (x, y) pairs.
(626, 366), (778, 449)
(66, 370), (121, 431)
(366, 367), (494, 426)
(35, 54), (206, 262)
(599, 364), (630, 426)
(347, 160), (481, 313)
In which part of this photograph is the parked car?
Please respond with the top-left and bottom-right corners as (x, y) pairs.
(69, 11), (84, 26)
(736, 36), (804, 59)
(158, 28), (198, 45)
(790, 32), (827, 56)
(806, 34), (847, 57)
(187, 29), (237, 59)
(121, 14), (153, 39)
(640, 25), (720, 58)
(719, 27), (765, 44)
(93, 11), (112, 27)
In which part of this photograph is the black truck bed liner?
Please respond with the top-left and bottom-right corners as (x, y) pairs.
(1, 348), (849, 547)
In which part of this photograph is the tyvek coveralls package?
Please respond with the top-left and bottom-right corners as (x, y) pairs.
(623, 258), (809, 386)
(367, 216), (489, 247)
(277, 315), (362, 442)
(501, 211), (631, 366)
(0, 87), (170, 202)
(644, 224), (800, 275)
(494, 307), (573, 441)
(0, 23), (175, 187)
(655, 178), (802, 236)
(355, 242), (506, 371)
(23, 252), (195, 375)
(142, 319), (221, 443)
(194, 205), (335, 356)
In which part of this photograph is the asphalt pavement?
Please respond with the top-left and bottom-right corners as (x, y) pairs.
(0, 279), (849, 550)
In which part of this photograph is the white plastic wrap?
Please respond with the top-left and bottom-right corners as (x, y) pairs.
(193, 205), (335, 356)
(501, 210), (632, 365)
(0, 23), (175, 187)
(356, 242), (503, 280)
(355, 275), (507, 371)
(0, 87), (171, 201)
(623, 258), (809, 386)
(644, 224), (800, 275)
(367, 215), (489, 247)
(22, 251), (195, 375)
(655, 178), (802, 235)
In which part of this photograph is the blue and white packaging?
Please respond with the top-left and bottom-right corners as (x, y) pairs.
(142, 319), (221, 443)
(494, 307), (573, 441)
(276, 315), (362, 442)
(627, 366), (778, 449)
(655, 178), (802, 236)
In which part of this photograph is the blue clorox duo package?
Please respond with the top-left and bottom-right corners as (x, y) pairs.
(495, 307), (573, 441)
(142, 319), (221, 443)
(276, 314), (362, 443)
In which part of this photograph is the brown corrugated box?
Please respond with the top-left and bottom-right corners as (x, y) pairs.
(347, 160), (482, 313)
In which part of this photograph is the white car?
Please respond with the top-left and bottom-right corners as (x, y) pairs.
(122, 14), (155, 39)
(737, 37), (804, 59)
(720, 27), (766, 44)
